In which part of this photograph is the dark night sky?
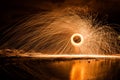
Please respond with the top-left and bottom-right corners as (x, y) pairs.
(0, 0), (120, 25)
(0, 0), (120, 38)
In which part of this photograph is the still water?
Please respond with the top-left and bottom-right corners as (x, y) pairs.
(0, 58), (120, 80)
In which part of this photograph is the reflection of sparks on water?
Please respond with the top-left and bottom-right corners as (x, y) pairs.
(70, 61), (85, 80)
(70, 59), (115, 80)
(70, 60), (101, 80)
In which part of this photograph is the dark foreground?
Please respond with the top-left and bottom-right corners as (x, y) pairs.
(0, 56), (120, 80)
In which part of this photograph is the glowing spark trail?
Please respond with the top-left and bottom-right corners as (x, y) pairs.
(0, 7), (120, 54)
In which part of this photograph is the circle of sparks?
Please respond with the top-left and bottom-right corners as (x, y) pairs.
(71, 33), (84, 46)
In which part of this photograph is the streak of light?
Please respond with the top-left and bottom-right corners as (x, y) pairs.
(5, 53), (120, 59)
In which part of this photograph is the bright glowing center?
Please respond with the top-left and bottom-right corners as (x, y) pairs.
(71, 33), (83, 46)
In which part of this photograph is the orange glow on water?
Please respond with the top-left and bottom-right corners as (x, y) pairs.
(70, 58), (120, 80)
(70, 61), (85, 80)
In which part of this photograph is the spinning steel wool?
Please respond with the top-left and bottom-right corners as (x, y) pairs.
(1, 8), (120, 55)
